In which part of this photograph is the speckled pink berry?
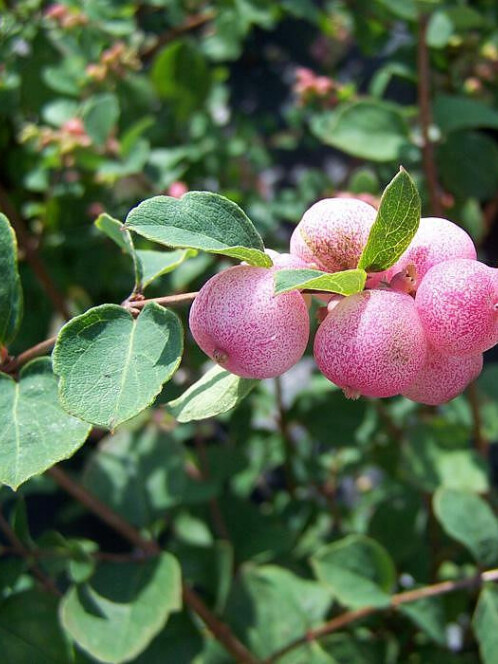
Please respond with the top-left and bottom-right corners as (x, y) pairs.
(415, 258), (498, 357)
(290, 198), (377, 272)
(189, 265), (310, 379)
(395, 217), (477, 288)
(402, 347), (483, 405)
(314, 290), (428, 398)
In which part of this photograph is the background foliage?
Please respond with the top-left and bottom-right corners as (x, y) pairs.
(2, 0), (498, 662)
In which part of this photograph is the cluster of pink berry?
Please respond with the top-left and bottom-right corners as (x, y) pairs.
(189, 198), (498, 405)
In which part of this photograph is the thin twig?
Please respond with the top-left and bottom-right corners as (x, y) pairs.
(1, 336), (57, 373)
(467, 380), (488, 457)
(141, 11), (215, 60)
(274, 376), (296, 496)
(0, 182), (71, 320)
(0, 510), (61, 597)
(123, 291), (198, 310)
(416, 14), (443, 218)
(47, 465), (260, 664)
(264, 569), (498, 663)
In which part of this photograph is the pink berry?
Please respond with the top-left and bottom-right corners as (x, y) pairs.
(290, 198), (377, 272)
(403, 347), (483, 405)
(168, 181), (188, 198)
(62, 118), (86, 136)
(314, 290), (428, 398)
(415, 258), (498, 357)
(189, 266), (310, 379)
(395, 217), (477, 288)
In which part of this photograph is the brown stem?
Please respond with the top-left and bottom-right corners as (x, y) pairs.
(0, 510), (61, 597)
(467, 380), (488, 457)
(123, 291), (198, 310)
(275, 375), (296, 496)
(141, 11), (215, 60)
(0, 182), (71, 320)
(47, 465), (259, 664)
(265, 569), (498, 663)
(417, 14), (443, 218)
(1, 336), (57, 373)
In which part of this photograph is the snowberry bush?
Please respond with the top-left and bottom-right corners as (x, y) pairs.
(2, 165), (498, 664)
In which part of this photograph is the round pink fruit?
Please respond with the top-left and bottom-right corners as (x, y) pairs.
(403, 347), (483, 405)
(395, 217), (477, 288)
(290, 198), (377, 272)
(189, 266), (310, 379)
(314, 289), (428, 398)
(415, 258), (498, 357)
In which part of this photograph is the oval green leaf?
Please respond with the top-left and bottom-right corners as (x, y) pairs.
(95, 212), (143, 290)
(0, 589), (75, 663)
(474, 584), (498, 664)
(311, 101), (410, 162)
(0, 213), (23, 346)
(136, 248), (196, 289)
(433, 488), (498, 566)
(125, 192), (271, 267)
(52, 303), (183, 429)
(0, 358), (91, 490)
(168, 364), (258, 423)
(310, 534), (396, 609)
(358, 168), (421, 272)
(60, 553), (182, 664)
(274, 268), (367, 296)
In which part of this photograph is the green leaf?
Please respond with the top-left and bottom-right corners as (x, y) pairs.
(433, 489), (498, 566)
(358, 168), (421, 272)
(310, 535), (396, 609)
(224, 565), (333, 660)
(135, 613), (202, 664)
(375, 0), (417, 20)
(0, 358), (91, 490)
(151, 42), (211, 119)
(400, 596), (446, 645)
(168, 364), (258, 423)
(60, 553), (182, 664)
(434, 95), (498, 134)
(83, 426), (188, 527)
(0, 213), (23, 346)
(42, 99), (80, 127)
(136, 249), (196, 289)
(473, 584), (498, 664)
(53, 303), (183, 429)
(273, 268), (366, 296)
(320, 633), (389, 663)
(125, 192), (271, 267)
(0, 589), (74, 663)
(95, 214), (194, 290)
(82, 93), (120, 146)
(311, 101), (410, 162)
(95, 212), (143, 289)
(437, 131), (498, 201)
(426, 11), (454, 48)
(402, 423), (489, 493)
(95, 212), (135, 255)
